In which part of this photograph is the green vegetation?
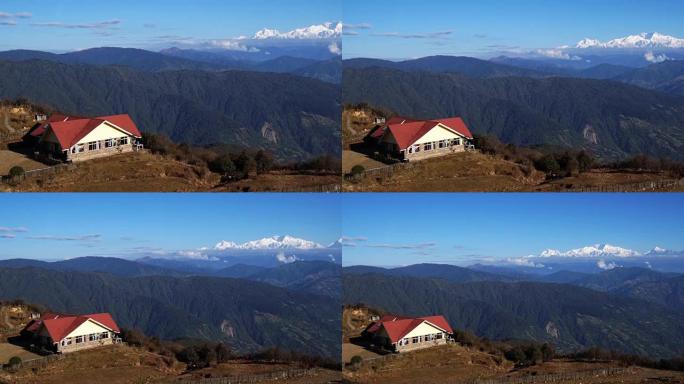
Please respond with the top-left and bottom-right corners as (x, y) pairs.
(343, 67), (684, 162)
(0, 267), (340, 358)
(567, 347), (684, 372)
(343, 273), (684, 358)
(142, 132), (340, 184)
(0, 59), (340, 160)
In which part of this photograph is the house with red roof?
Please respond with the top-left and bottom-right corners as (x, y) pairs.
(21, 312), (121, 354)
(27, 113), (143, 162)
(367, 116), (473, 162)
(363, 314), (453, 353)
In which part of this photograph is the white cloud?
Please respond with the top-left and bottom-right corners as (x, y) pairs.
(328, 41), (341, 55)
(27, 234), (100, 241)
(275, 251), (299, 264)
(372, 30), (453, 39)
(0, 12), (31, 19)
(31, 19), (121, 29)
(644, 51), (670, 63)
(1, 234), (16, 239)
(0, 226), (28, 233)
(597, 259), (618, 270)
(207, 39), (260, 52)
(535, 48), (581, 61)
(506, 256), (545, 268)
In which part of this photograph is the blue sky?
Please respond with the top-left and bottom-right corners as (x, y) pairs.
(343, 0), (684, 59)
(342, 194), (684, 267)
(0, 194), (340, 260)
(0, 0), (341, 51)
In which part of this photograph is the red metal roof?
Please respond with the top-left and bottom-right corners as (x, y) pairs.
(366, 314), (453, 343)
(381, 117), (473, 150)
(28, 313), (120, 342)
(38, 113), (142, 149)
(29, 113), (86, 138)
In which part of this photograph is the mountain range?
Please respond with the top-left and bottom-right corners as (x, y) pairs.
(344, 266), (684, 358)
(0, 47), (341, 83)
(0, 266), (340, 357)
(343, 62), (684, 161)
(0, 58), (340, 160)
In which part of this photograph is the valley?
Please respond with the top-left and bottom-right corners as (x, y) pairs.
(342, 105), (683, 192)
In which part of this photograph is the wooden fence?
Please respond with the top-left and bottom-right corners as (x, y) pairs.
(569, 178), (683, 192)
(0, 163), (74, 184)
(272, 183), (342, 193)
(344, 162), (414, 182)
(459, 367), (628, 384)
(178, 368), (329, 384)
(0, 354), (66, 371)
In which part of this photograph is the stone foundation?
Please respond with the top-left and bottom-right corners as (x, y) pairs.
(66, 143), (134, 162)
(404, 144), (465, 162)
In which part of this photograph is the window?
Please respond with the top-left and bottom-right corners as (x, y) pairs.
(89, 333), (99, 341)
(101, 332), (109, 339)
(66, 337), (73, 345)
(412, 337), (419, 344)
(88, 141), (98, 151)
(75, 336), (84, 343)
(414, 145), (421, 153)
(402, 338), (409, 345)
(425, 334), (433, 341)
(119, 137), (129, 145)
(451, 138), (461, 146)
(105, 139), (115, 148)
(71, 147), (76, 154)
(424, 142), (433, 151)
(77, 144), (85, 153)
(439, 140), (449, 149)
(436, 333), (443, 339)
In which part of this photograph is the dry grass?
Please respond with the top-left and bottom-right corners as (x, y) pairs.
(344, 345), (684, 384)
(0, 343), (42, 365)
(176, 360), (341, 383)
(344, 344), (511, 384)
(212, 172), (340, 192)
(344, 151), (545, 192)
(0, 344), (179, 384)
(343, 150), (684, 192)
(4, 152), (338, 192)
(342, 343), (382, 365)
(342, 150), (387, 173)
(0, 151), (47, 176)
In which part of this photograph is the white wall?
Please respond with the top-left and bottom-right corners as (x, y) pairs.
(64, 319), (111, 339)
(403, 321), (445, 339)
(412, 124), (462, 146)
(76, 122), (132, 145)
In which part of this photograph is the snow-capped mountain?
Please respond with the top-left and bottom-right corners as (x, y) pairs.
(327, 238), (343, 248)
(575, 32), (684, 49)
(540, 244), (640, 258)
(253, 22), (341, 40)
(214, 235), (324, 250)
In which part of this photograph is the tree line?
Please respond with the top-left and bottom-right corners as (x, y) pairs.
(142, 133), (340, 182)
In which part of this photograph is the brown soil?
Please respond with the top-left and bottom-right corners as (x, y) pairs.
(0, 345), (340, 384)
(343, 150), (683, 192)
(0, 344), (179, 384)
(343, 345), (684, 384)
(5, 152), (339, 192)
(344, 344), (511, 384)
(344, 151), (546, 192)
